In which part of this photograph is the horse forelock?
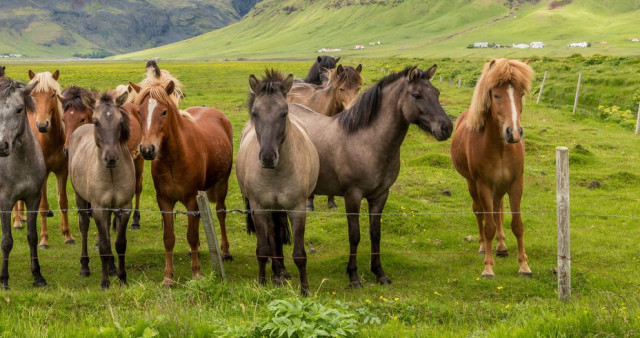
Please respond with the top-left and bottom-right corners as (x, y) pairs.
(248, 69), (288, 112)
(0, 77), (34, 112)
(326, 66), (362, 87)
(139, 69), (184, 103)
(135, 85), (179, 116)
(467, 59), (534, 132)
(62, 86), (95, 112)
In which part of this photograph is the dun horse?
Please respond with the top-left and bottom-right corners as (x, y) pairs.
(451, 58), (534, 278)
(60, 86), (145, 229)
(288, 64), (363, 210)
(13, 70), (75, 248)
(0, 77), (47, 289)
(290, 65), (452, 287)
(303, 56), (340, 85)
(68, 92), (135, 289)
(133, 78), (233, 286)
(237, 70), (319, 295)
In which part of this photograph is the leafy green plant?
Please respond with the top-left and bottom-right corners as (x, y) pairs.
(597, 104), (635, 129)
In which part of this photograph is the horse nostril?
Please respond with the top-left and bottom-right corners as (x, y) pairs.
(0, 141), (8, 150)
(506, 127), (513, 136)
(518, 127), (524, 137)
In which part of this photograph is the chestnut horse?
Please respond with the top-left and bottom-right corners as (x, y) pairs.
(288, 64), (363, 210)
(60, 86), (145, 229)
(14, 70), (75, 248)
(133, 80), (233, 286)
(290, 65), (452, 287)
(450, 58), (534, 278)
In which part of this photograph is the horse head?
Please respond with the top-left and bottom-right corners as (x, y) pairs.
(89, 92), (130, 168)
(400, 65), (452, 141)
(60, 86), (96, 154)
(27, 70), (62, 133)
(135, 81), (177, 161)
(248, 69), (294, 169)
(330, 64), (362, 110)
(0, 78), (36, 156)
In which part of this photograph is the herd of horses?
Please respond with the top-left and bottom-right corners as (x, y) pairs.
(0, 56), (534, 294)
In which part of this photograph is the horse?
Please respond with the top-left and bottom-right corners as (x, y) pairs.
(68, 91), (135, 289)
(303, 56), (340, 85)
(60, 86), (145, 230)
(0, 77), (47, 289)
(237, 70), (319, 295)
(132, 79), (233, 286)
(15, 70), (75, 248)
(450, 58), (534, 278)
(288, 64), (363, 210)
(0, 65), (5, 78)
(289, 65), (452, 287)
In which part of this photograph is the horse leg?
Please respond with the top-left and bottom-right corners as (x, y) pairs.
(209, 180), (232, 261)
(273, 212), (290, 280)
(306, 195), (315, 211)
(477, 182), (496, 278)
(185, 198), (202, 279)
(288, 205), (309, 296)
(252, 208), (271, 286)
(131, 157), (144, 230)
(0, 201), (14, 289)
(26, 196), (46, 287)
(495, 197), (508, 257)
(368, 190), (391, 285)
(38, 175), (50, 249)
(115, 203), (131, 286)
(509, 179), (531, 277)
(158, 198), (177, 286)
(466, 180), (484, 254)
(56, 171), (75, 245)
(93, 209), (113, 289)
(108, 213), (117, 276)
(327, 196), (338, 209)
(76, 194), (91, 277)
(12, 201), (25, 229)
(344, 190), (363, 287)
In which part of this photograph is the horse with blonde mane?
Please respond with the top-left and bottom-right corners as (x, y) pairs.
(450, 58), (534, 278)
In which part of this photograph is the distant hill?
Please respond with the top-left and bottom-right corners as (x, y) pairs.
(0, 0), (261, 58)
(115, 0), (640, 60)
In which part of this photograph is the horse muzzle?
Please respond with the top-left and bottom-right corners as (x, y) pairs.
(259, 150), (278, 169)
(0, 140), (10, 157)
(426, 119), (453, 141)
(35, 121), (51, 133)
(140, 144), (157, 161)
(505, 126), (524, 144)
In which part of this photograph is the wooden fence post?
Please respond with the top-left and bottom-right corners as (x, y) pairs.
(537, 71), (548, 104)
(458, 76), (462, 88)
(635, 102), (640, 134)
(440, 75), (443, 83)
(572, 72), (581, 114)
(196, 191), (227, 280)
(556, 147), (570, 301)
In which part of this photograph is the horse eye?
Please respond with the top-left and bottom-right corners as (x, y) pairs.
(80, 118), (86, 123)
(93, 119), (99, 126)
(250, 111), (257, 119)
(161, 110), (167, 116)
(281, 112), (288, 118)
(493, 95), (501, 99)
(16, 107), (23, 114)
(51, 93), (56, 99)
(412, 93), (422, 99)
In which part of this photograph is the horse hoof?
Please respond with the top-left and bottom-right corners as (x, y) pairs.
(161, 278), (175, 287)
(348, 281), (363, 289)
(80, 269), (90, 277)
(300, 287), (310, 297)
(33, 278), (47, 288)
(46, 210), (54, 218)
(518, 271), (533, 278)
(496, 250), (508, 257)
(280, 270), (291, 280)
(481, 273), (495, 279)
(38, 243), (49, 250)
(65, 239), (76, 245)
(328, 203), (338, 209)
(222, 254), (233, 262)
(1, 284), (9, 290)
(119, 279), (129, 287)
(377, 275), (392, 285)
(101, 281), (110, 290)
(193, 273), (204, 280)
(131, 223), (141, 230)
(12, 223), (23, 229)
(306, 204), (314, 211)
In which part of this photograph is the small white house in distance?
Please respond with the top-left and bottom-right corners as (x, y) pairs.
(530, 42), (545, 48)
(568, 42), (589, 47)
(630, 38), (639, 42)
(318, 48), (342, 53)
(474, 42), (489, 48)
(513, 43), (530, 49)
(354, 45), (365, 50)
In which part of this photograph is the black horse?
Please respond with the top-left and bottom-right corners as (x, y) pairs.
(304, 56), (340, 85)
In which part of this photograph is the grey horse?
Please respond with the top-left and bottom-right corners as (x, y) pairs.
(0, 77), (46, 289)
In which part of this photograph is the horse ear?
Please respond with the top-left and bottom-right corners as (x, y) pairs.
(128, 82), (141, 94)
(317, 56), (322, 63)
(356, 64), (362, 73)
(165, 81), (175, 96)
(425, 64), (437, 79)
(115, 91), (128, 107)
(335, 57), (341, 63)
(28, 70), (35, 80)
(336, 65), (344, 74)
(248, 75), (260, 94)
(283, 74), (294, 94)
(408, 66), (419, 81)
(489, 60), (496, 69)
(52, 70), (60, 80)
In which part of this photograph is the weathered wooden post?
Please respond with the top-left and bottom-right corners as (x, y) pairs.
(196, 191), (227, 280)
(635, 102), (640, 134)
(536, 71), (548, 104)
(458, 76), (462, 88)
(556, 147), (570, 301)
(572, 72), (581, 114)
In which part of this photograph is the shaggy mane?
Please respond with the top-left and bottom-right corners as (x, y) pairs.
(247, 69), (288, 113)
(61, 86), (96, 113)
(134, 84), (195, 123)
(0, 77), (35, 113)
(28, 71), (64, 126)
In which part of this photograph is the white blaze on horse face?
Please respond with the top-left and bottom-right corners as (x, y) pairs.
(507, 85), (519, 128)
(146, 98), (157, 132)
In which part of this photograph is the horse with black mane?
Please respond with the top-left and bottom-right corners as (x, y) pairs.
(303, 56), (340, 85)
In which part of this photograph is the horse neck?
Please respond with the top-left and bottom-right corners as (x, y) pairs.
(361, 79), (410, 154)
(482, 110), (509, 148)
(159, 107), (188, 161)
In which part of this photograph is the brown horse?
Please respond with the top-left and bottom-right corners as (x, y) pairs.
(237, 70), (319, 295)
(290, 65), (452, 287)
(450, 58), (534, 278)
(288, 64), (362, 210)
(60, 86), (145, 229)
(68, 91), (136, 289)
(14, 70), (75, 248)
(133, 79), (233, 286)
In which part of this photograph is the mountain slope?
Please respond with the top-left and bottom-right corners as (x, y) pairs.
(115, 0), (640, 60)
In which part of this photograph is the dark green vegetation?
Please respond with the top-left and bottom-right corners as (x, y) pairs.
(0, 57), (639, 336)
(0, 0), (260, 58)
(119, 0), (640, 60)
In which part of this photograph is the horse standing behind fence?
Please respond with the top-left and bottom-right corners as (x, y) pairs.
(290, 65), (452, 287)
(0, 77), (47, 289)
(68, 92), (135, 289)
(133, 78), (233, 286)
(450, 58), (534, 278)
(237, 70), (319, 295)
(303, 56), (340, 85)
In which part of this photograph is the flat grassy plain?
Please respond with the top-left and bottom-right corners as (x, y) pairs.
(0, 57), (640, 337)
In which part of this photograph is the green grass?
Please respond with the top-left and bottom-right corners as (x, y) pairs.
(0, 58), (640, 336)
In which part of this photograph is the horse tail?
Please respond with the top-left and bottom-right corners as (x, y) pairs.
(245, 197), (255, 235)
(273, 211), (291, 245)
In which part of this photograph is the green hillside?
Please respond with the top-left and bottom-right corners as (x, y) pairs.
(115, 0), (640, 60)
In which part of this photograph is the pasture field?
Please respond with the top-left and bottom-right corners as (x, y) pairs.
(0, 57), (640, 337)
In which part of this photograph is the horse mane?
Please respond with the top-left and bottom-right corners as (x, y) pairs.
(247, 69), (288, 112)
(0, 77), (34, 112)
(466, 58), (534, 131)
(97, 92), (131, 143)
(112, 84), (137, 103)
(326, 66), (362, 88)
(337, 67), (413, 133)
(139, 68), (184, 106)
(134, 84), (195, 123)
(61, 86), (96, 112)
(28, 71), (64, 122)
(304, 56), (337, 85)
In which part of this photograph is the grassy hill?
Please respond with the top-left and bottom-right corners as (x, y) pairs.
(115, 0), (640, 60)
